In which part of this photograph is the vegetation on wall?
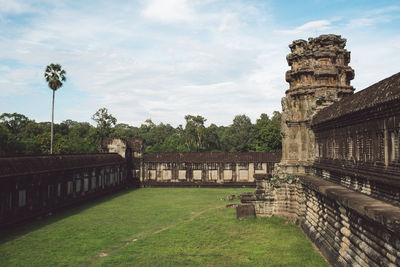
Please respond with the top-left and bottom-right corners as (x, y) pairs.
(0, 109), (281, 155)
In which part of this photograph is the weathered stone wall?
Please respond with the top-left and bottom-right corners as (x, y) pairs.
(0, 154), (127, 228)
(100, 139), (282, 187)
(250, 174), (400, 266)
(253, 180), (303, 220)
(300, 176), (400, 267)
(142, 152), (280, 187)
(249, 34), (400, 266)
(312, 72), (400, 207)
(279, 34), (354, 175)
(101, 138), (144, 185)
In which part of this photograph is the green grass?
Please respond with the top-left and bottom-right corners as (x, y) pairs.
(0, 188), (327, 266)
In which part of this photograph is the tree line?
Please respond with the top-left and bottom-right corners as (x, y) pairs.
(0, 108), (281, 155)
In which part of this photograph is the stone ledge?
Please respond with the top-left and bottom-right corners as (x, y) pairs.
(313, 161), (400, 187)
(300, 175), (400, 233)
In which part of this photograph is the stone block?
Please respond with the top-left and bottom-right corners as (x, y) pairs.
(236, 204), (255, 219)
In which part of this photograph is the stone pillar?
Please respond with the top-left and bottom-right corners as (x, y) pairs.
(278, 34), (354, 176)
(249, 35), (355, 220)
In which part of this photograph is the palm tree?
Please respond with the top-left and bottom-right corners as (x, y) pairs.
(44, 63), (66, 154)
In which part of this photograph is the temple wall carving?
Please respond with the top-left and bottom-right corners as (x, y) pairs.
(279, 34), (354, 175)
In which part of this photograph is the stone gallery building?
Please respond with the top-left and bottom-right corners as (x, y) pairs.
(247, 34), (400, 266)
(0, 139), (281, 227)
(1, 34), (399, 266)
(101, 137), (281, 187)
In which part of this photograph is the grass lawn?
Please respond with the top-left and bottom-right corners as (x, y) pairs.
(0, 188), (327, 266)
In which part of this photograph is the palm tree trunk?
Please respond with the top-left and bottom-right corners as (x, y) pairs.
(51, 89), (55, 154)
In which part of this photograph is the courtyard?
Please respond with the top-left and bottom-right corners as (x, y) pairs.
(0, 188), (327, 266)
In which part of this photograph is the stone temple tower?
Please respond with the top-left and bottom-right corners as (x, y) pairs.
(277, 34), (354, 175)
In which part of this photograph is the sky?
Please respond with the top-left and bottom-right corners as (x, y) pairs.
(1, 0), (399, 127)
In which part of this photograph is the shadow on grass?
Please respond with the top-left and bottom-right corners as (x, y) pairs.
(0, 187), (139, 245)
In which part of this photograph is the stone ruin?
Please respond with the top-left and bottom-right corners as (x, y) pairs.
(0, 140), (280, 227)
(101, 138), (281, 187)
(246, 34), (400, 266)
(279, 34), (354, 175)
(1, 33), (400, 267)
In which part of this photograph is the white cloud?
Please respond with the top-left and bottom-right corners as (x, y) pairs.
(276, 20), (332, 35)
(0, 67), (41, 96)
(217, 13), (244, 32)
(346, 35), (400, 91)
(346, 5), (400, 29)
(142, 0), (195, 22)
(0, 0), (28, 14)
(347, 18), (377, 28)
(1, 1), (400, 127)
(366, 5), (400, 15)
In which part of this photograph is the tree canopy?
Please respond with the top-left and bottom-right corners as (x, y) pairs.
(0, 110), (282, 155)
(44, 64), (66, 92)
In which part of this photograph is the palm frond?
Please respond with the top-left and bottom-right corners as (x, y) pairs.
(44, 63), (67, 91)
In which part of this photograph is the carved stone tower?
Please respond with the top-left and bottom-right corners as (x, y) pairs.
(278, 34), (354, 175)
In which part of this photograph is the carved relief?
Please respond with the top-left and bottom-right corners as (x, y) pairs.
(278, 34), (354, 175)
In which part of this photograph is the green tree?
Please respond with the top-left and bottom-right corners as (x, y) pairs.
(183, 115), (206, 151)
(44, 63), (66, 154)
(0, 124), (10, 155)
(59, 120), (95, 153)
(203, 123), (221, 151)
(0, 113), (32, 154)
(22, 121), (45, 154)
(0, 113), (30, 134)
(91, 108), (117, 142)
(250, 112), (282, 152)
(112, 123), (134, 139)
(223, 114), (254, 152)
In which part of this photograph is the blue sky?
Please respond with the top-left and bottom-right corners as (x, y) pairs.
(1, 0), (399, 126)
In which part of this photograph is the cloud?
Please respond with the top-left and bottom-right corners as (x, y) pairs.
(347, 18), (377, 28)
(1, 1), (400, 127)
(0, 67), (41, 96)
(366, 5), (400, 16)
(346, 5), (400, 29)
(0, 0), (28, 14)
(276, 20), (332, 35)
(142, 0), (195, 22)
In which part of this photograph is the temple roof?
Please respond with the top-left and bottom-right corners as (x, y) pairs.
(143, 152), (281, 163)
(312, 72), (400, 125)
(0, 154), (124, 178)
